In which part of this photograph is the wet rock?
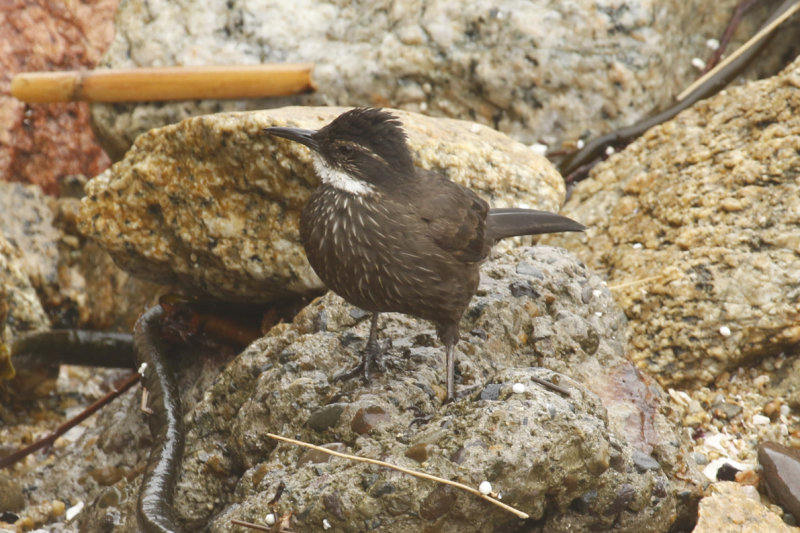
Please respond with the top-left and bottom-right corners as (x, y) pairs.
(545, 54), (800, 387)
(297, 442), (347, 467)
(405, 443), (435, 464)
(79, 106), (566, 302)
(350, 405), (390, 435)
(758, 441), (800, 521)
(307, 403), (347, 432)
(693, 481), (794, 533)
(90, 0), (799, 160)
(1, 0), (114, 194)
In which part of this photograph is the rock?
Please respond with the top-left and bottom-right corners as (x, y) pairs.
(0, 0), (115, 193)
(0, 183), (61, 299)
(0, 180), (161, 333)
(758, 441), (800, 522)
(15, 246), (702, 531)
(693, 481), (794, 533)
(88, 0), (793, 160)
(544, 54), (800, 387)
(0, 234), (51, 387)
(55, 194), (165, 332)
(78, 106), (567, 302)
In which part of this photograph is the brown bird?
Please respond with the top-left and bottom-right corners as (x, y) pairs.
(265, 108), (584, 401)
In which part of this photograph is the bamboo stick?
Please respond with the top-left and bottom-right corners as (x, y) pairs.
(10, 64), (315, 103)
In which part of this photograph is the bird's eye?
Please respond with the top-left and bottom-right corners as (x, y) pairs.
(338, 144), (355, 156)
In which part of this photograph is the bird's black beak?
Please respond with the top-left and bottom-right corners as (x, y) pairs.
(263, 127), (319, 151)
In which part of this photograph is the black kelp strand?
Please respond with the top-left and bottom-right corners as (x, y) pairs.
(11, 329), (135, 369)
(134, 305), (185, 533)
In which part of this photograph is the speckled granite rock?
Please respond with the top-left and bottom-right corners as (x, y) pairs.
(692, 482), (794, 533)
(78, 106), (568, 303)
(0, 183), (60, 296)
(15, 246), (702, 532)
(88, 0), (785, 161)
(0, 0), (115, 193)
(544, 55), (800, 387)
(54, 192), (165, 332)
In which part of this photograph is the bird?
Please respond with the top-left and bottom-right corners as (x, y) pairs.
(265, 108), (585, 401)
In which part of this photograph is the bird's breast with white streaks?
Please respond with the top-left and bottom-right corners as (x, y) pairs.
(300, 186), (478, 321)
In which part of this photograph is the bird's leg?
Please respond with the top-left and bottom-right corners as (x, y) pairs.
(361, 312), (385, 380)
(334, 313), (386, 383)
(445, 339), (455, 403)
(436, 321), (461, 403)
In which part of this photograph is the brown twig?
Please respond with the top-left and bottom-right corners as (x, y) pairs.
(701, 0), (763, 73)
(0, 372), (140, 469)
(10, 64), (315, 103)
(677, 0), (800, 100)
(266, 433), (530, 520)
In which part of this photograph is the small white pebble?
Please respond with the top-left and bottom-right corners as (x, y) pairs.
(478, 481), (492, 495)
(604, 145), (615, 156)
(323, 518), (332, 530)
(752, 414), (770, 425)
(529, 142), (548, 157)
(741, 484), (760, 502)
(780, 404), (790, 416)
(265, 513), (277, 526)
(691, 57), (706, 70)
(65, 501), (84, 521)
(753, 375), (770, 388)
(594, 311), (603, 317)
(420, 101), (428, 111)
(512, 383), (526, 394)
(576, 139), (585, 149)
(592, 289), (602, 298)
(470, 123), (481, 133)
(632, 242), (643, 249)
(137, 362), (148, 376)
(719, 325), (731, 337)
(706, 38), (720, 50)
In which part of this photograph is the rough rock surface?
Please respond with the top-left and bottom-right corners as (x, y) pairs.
(9, 246), (702, 532)
(692, 482), (795, 533)
(79, 106), (567, 303)
(88, 0), (784, 160)
(0, 235), (50, 381)
(544, 55), (800, 387)
(0, 0), (116, 193)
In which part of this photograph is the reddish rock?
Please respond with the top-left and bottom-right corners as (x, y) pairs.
(0, 0), (118, 194)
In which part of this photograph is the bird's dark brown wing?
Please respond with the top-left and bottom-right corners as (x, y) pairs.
(406, 170), (490, 263)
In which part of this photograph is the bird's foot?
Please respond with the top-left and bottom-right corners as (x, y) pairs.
(448, 384), (480, 403)
(333, 337), (391, 384)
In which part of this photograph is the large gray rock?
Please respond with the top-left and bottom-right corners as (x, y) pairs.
(78, 106), (567, 303)
(89, 0), (795, 160)
(22, 246), (701, 532)
(544, 55), (800, 387)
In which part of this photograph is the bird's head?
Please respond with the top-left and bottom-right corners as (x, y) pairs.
(264, 108), (415, 195)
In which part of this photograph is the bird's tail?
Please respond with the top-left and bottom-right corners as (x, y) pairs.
(486, 208), (585, 241)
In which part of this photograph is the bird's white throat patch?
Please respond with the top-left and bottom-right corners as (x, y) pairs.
(312, 155), (374, 196)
